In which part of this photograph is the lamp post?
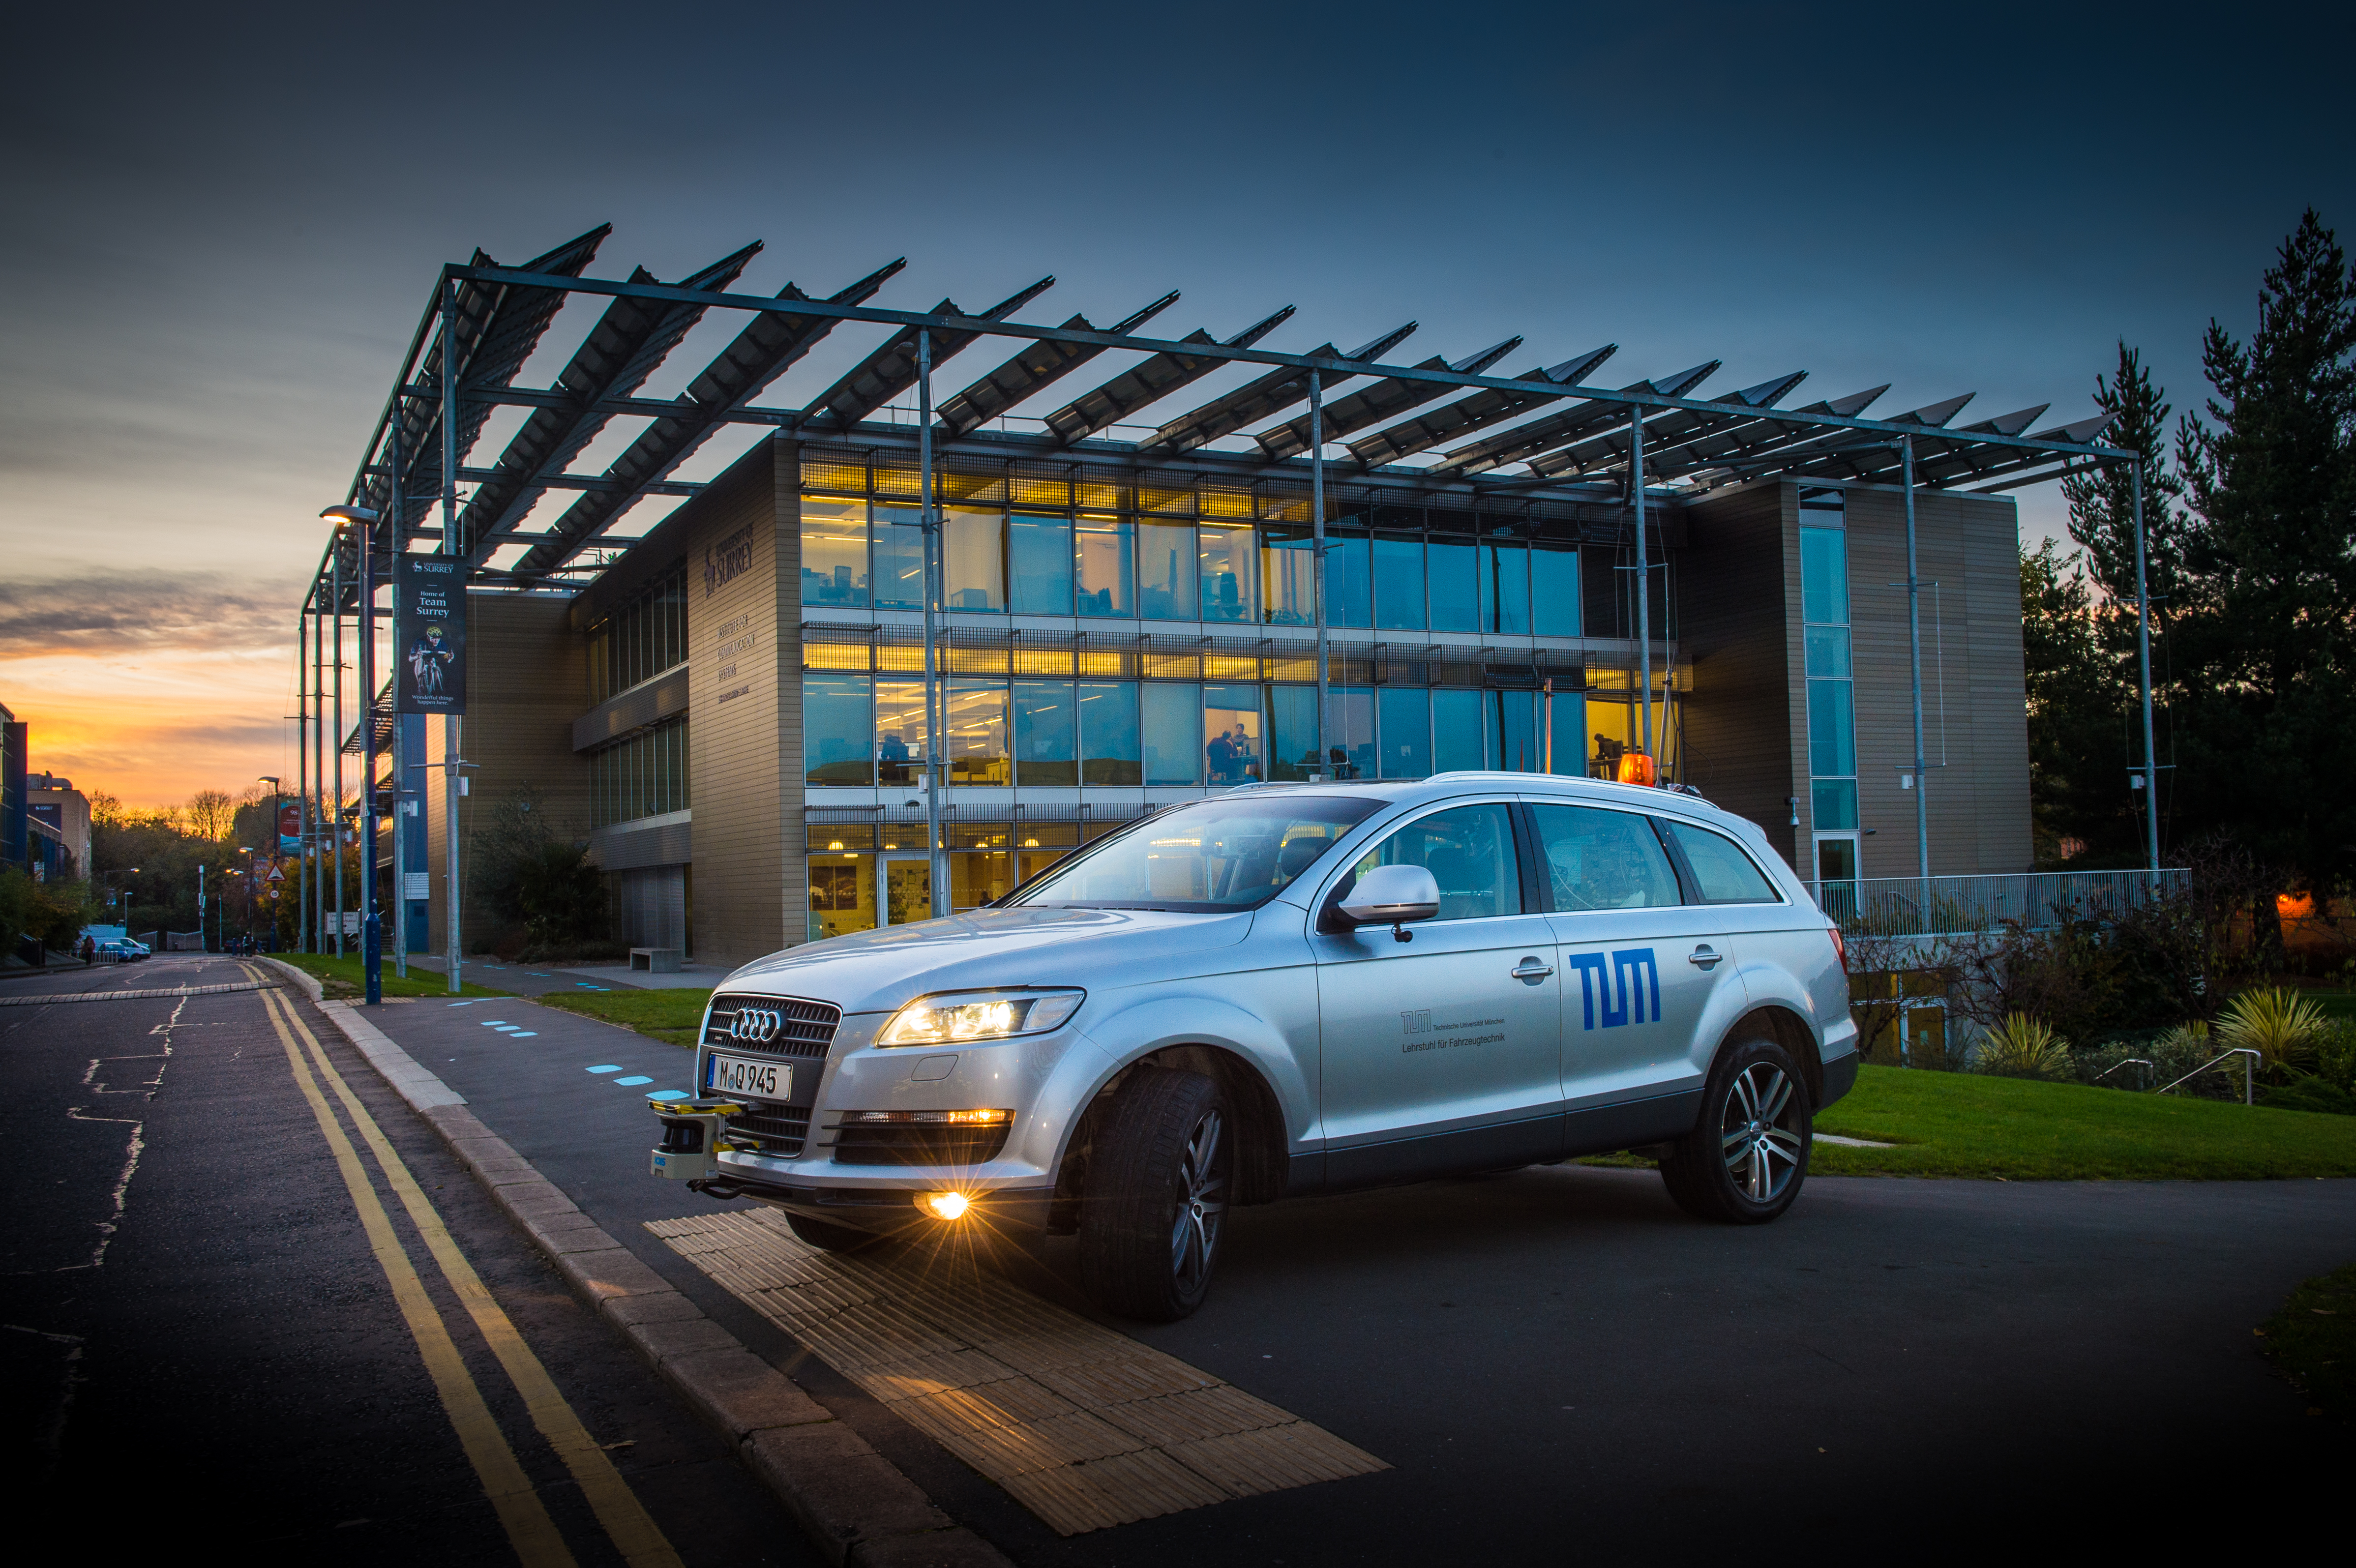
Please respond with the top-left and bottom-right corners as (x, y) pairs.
(322, 504), (383, 1004)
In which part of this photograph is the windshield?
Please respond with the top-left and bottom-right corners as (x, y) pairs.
(1009, 794), (1382, 912)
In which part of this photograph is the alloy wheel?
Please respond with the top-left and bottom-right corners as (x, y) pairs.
(1719, 1063), (1803, 1204)
(1168, 1108), (1227, 1293)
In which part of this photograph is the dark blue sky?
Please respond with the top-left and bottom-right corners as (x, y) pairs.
(1, 0), (2349, 795)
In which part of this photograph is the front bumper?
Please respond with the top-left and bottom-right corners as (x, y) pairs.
(691, 1171), (1057, 1236)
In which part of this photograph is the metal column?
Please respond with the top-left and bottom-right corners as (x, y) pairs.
(388, 404), (406, 977)
(296, 612), (309, 953)
(441, 279), (463, 992)
(1902, 434), (1930, 881)
(1311, 371), (1328, 777)
(1632, 408), (1652, 758)
(358, 489), (380, 1006)
(314, 597), (327, 952)
(2130, 459), (2161, 872)
(331, 551), (345, 957)
(918, 329), (945, 918)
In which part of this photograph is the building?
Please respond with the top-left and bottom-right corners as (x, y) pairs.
(0, 702), (22, 873)
(296, 228), (2125, 971)
(27, 772), (90, 881)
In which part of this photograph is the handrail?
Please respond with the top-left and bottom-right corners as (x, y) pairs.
(2155, 1047), (2262, 1105)
(2093, 1057), (2154, 1091)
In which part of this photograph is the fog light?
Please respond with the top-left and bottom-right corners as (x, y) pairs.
(920, 1191), (971, 1221)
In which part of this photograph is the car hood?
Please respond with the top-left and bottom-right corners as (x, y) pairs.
(717, 906), (1259, 1014)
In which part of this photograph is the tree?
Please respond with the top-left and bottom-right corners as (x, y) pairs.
(2170, 208), (2356, 935)
(184, 789), (236, 844)
(2062, 343), (2188, 613)
(2020, 539), (2138, 865)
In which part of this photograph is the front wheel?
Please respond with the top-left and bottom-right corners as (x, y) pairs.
(1659, 1037), (1812, 1224)
(1077, 1065), (1232, 1321)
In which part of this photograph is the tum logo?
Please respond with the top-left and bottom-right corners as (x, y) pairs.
(1566, 948), (1660, 1030)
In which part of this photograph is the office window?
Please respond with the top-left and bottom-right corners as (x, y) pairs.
(1429, 538), (1479, 633)
(1141, 682), (1200, 784)
(589, 716), (691, 828)
(875, 681), (927, 787)
(1488, 689), (1539, 772)
(1202, 683), (1263, 784)
(1378, 686), (1431, 779)
(1138, 520), (1197, 620)
(1014, 680), (1076, 786)
(1266, 685), (1319, 781)
(942, 507), (1005, 612)
(1432, 688), (1486, 774)
(1549, 689), (1585, 776)
(1531, 544), (1581, 636)
(1373, 537), (1426, 630)
(947, 681), (1009, 784)
(1326, 532), (1372, 628)
(587, 562), (687, 704)
(1074, 516), (1134, 617)
(1009, 514), (1073, 615)
(1079, 680), (1139, 784)
(804, 676), (872, 786)
(1482, 540), (1531, 635)
(871, 505), (926, 609)
(1262, 526), (1317, 626)
(1801, 490), (1858, 834)
(1198, 524), (1258, 624)
(801, 498), (868, 609)
(1324, 686), (1374, 779)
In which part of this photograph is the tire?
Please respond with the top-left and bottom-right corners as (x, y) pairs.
(784, 1209), (881, 1252)
(1659, 1036), (1813, 1224)
(1077, 1065), (1233, 1322)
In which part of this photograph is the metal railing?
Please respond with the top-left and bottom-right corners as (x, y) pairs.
(2156, 1047), (2263, 1106)
(2092, 1057), (2155, 1091)
(1810, 869), (2188, 938)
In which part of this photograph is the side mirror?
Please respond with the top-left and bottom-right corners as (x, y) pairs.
(1338, 864), (1442, 943)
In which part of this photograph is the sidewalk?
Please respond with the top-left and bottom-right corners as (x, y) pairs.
(403, 955), (731, 996)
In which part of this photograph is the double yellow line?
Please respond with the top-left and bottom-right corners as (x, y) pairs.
(250, 975), (682, 1568)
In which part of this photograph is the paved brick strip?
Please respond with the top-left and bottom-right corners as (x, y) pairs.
(0, 980), (279, 1006)
(256, 958), (1009, 1568)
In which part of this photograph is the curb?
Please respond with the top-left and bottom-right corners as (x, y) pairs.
(274, 964), (1010, 1568)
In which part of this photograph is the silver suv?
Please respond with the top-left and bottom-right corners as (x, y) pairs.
(649, 773), (1858, 1320)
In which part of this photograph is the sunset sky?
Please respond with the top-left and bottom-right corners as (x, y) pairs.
(3, 1), (2349, 810)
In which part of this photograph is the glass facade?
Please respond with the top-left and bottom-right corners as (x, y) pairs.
(1800, 488), (1859, 848)
(804, 492), (1596, 637)
(586, 563), (687, 704)
(589, 716), (689, 828)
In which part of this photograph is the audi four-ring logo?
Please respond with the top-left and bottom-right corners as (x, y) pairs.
(727, 1008), (785, 1043)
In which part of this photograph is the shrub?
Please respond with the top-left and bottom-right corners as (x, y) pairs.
(1974, 1013), (2073, 1080)
(2215, 986), (2326, 1072)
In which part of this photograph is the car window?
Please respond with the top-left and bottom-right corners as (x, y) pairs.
(1527, 803), (1681, 912)
(1346, 802), (1522, 922)
(1010, 794), (1380, 911)
(1662, 820), (1783, 903)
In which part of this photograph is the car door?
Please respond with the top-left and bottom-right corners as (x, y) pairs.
(1525, 800), (1741, 1147)
(1311, 799), (1564, 1184)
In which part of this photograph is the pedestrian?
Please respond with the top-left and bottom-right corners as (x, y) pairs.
(80, 934), (95, 967)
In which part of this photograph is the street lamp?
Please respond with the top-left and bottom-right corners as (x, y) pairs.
(323, 504), (383, 1006)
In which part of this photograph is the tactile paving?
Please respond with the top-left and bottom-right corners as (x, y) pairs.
(648, 1208), (1385, 1534)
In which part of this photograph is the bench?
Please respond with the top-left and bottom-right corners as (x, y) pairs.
(629, 947), (683, 974)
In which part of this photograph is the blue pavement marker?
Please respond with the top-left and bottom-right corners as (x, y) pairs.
(587, 1065), (623, 1074)
(615, 1075), (653, 1086)
(648, 1089), (690, 1101)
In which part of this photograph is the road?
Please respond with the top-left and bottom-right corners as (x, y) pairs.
(357, 988), (2356, 1562)
(0, 956), (814, 1564)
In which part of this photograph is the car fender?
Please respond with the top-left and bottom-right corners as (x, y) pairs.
(1730, 945), (1858, 1065)
(1061, 988), (1316, 1158)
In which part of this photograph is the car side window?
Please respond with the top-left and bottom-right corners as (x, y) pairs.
(1527, 803), (1681, 912)
(1662, 820), (1783, 904)
(1346, 802), (1523, 921)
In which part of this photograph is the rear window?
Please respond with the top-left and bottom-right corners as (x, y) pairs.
(1663, 820), (1783, 903)
(1009, 795), (1381, 912)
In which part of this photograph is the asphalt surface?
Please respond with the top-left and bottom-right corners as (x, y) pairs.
(0, 957), (815, 1563)
(367, 990), (2356, 1563)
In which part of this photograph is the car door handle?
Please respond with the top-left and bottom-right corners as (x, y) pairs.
(1510, 958), (1554, 982)
(1688, 945), (1722, 970)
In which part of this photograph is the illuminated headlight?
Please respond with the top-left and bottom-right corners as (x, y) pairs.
(875, 989), (1083, 1047)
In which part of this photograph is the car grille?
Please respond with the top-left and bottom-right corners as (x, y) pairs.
(826, 1123), (1013, 1167)
(723, 1104), (813, 1159)
(703, 993), (840, 1059)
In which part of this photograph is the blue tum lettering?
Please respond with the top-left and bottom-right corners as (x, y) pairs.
(1567, 953), (1609, 1030)
(1613, 948), (1660, 1025)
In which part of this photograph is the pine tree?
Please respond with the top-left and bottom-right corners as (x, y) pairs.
(2062, 343), (2186, 613)
(2020, 539), (2137, 865)
(2170, 208), (2356, 919)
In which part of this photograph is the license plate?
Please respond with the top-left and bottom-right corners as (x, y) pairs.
(707, 1052), (790, 1102)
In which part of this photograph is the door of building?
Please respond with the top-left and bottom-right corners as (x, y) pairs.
(880, 855), (933, 926)
(1812, 832), (1860, 921)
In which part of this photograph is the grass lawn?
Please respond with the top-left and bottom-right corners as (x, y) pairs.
(2258, 1261), (2356, 1420)
(1808, 1064), (2356, 1180)
(2305, 990), (2356, 1020)
(268, 951), (506, 1000)
(534, 987), (711, 1049)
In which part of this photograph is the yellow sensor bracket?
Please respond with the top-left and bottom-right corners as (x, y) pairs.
(649, 1097), (746, 1182)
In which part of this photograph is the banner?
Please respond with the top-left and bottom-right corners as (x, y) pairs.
(395, 556), (467, 714)
(277, 801), (301, 855)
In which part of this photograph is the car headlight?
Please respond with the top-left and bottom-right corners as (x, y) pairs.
(876, 989), (1085, 1047)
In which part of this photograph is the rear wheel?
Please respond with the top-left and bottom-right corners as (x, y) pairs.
(784, 1209), (880, 1252)
(1659, 1036), (1812, 1224)
(1077, 1065), (1232, 1322)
